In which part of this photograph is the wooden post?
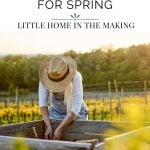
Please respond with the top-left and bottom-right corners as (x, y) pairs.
(4, 99), (7, 108)
(16, 87), (20, 123)
(108, 81), (112, 120)
(144, 80), (147, 106)
(114, 79), (118, 95)
(114, 79), (121, 120)
(121, 87), (124, 98)
(5, 97), (10, 108)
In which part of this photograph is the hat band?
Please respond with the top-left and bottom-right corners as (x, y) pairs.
(47, 65), (69, 82)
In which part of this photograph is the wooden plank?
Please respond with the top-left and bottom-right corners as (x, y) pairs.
(76, 139), (99, 149)
(94, 142), (105, 150)
(62, 132), (103, 142)
(95, 124), (150, 150)
(50, 120), (150, 141)
(95, 126), (150, 150)
(0, 136), (92, 150)
(51, 120), (113, 133)
(51, 120), (150, 133)
(0, 120), (150, 142)
(0, 120), (150, 150)
(105, 125), (150, 142)
(1, 120), (149, 137)
(0, 120), (45, 139)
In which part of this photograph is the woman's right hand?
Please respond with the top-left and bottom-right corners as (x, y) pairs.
(45, 126), (53, 139)
(40, 106), (53, 139)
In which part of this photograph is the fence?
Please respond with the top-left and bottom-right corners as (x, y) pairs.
(0, 80), (150, 124)
(0, 80), (149, 102)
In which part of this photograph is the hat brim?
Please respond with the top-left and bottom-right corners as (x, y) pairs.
(39, 56), (77, 92)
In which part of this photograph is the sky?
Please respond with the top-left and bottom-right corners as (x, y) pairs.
(0, 31), (150, 55)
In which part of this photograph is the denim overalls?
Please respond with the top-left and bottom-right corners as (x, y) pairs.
(49, 92), (88, 120)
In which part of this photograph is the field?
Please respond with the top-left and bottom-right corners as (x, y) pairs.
(0, 96), (150, 125)
(0, 101), (41, 125)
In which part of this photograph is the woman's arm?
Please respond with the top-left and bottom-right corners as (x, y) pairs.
(53, 72), (83, 140)
(39, 81), (53, 139)
(53, 111), (77, 140)
(40, 106), (53, 139)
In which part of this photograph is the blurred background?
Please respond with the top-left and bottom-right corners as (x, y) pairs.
(0, 32), (150, 124)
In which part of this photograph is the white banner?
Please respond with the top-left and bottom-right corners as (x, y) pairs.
(0, 0), (150, 55)
(0, 0), (150, 31)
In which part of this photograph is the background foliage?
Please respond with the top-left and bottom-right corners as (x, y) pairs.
(0, 44), (150, 93)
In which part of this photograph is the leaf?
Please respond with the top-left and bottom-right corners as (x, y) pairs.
(70, 15), (74, 18)
(77, 15), (80, 18)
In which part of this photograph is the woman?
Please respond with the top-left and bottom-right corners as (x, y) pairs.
(39, 55), (88, 140)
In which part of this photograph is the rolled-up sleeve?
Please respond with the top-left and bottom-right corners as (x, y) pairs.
(39, 81), (49, 107)
(71, 72), (83, 115)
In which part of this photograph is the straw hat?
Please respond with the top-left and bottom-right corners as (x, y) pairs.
(39, 55), (77, 92)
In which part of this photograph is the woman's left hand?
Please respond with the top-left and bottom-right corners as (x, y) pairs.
(53, 112), (77, 140)
(53, 128), (63, 140)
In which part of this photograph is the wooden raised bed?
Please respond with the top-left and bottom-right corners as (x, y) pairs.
(0, 120), (150, 150)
